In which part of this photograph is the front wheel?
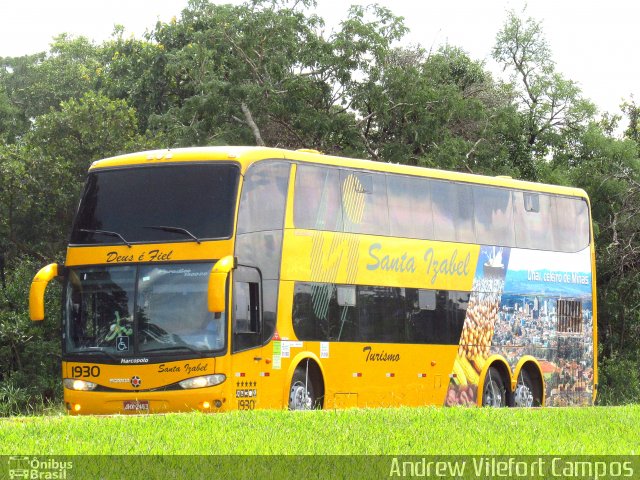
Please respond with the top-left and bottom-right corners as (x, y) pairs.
(482, 366), (507, 407)
(288, 363), (320, 410)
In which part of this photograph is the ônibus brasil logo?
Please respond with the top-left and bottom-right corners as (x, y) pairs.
(130, 376), (142, 388)
(8, 457), (73, 479)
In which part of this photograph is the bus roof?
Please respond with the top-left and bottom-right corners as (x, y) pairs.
(90, 146), (588, 198)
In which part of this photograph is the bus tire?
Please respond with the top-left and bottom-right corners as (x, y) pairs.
(482, 366), (507, 407)
(513, 369), (541, 407)
(288, 361), (322, 410)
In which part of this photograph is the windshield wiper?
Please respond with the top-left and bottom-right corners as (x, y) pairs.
(79, 347), (121, 362)
(79, 228), (132, 248)
(142, 345), (206, 357)
(143, 225), (201, 244)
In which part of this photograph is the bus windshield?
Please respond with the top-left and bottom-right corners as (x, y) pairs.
(65, 263), (225, 356)
(70, 163), (239, 245)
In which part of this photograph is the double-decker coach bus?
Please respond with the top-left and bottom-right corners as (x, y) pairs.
(29, 146), (597, 414)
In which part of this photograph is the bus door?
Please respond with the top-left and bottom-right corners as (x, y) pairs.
(230, 265), (264, 410)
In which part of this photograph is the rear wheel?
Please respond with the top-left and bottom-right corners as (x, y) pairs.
(288, 362), (321, 410)
(482, 366), (507, 407)
(513, 370), (540, 407)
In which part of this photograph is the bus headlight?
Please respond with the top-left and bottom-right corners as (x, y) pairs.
(64, 378), (98, 391)
(179, 374), (226, 389)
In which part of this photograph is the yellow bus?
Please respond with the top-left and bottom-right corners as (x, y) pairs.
(29, 146), (597, 414)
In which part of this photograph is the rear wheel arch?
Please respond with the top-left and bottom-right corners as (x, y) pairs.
(513, 359), (544, 407)
(478, 357), (512, 407)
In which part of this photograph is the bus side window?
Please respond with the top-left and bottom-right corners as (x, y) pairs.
(552, 196), (590, 253)
(406, 289), (467, 345)
(234, 282), (260, 334)
(232, 266), (262, 352)
(340, 171), (389, 236)
(431, 181), (475, 244)
(513, 191), (553, 250)
(387, 175), (434, 240)
(294, 165), (343, 231)
(334, 285), (357, 341)
(473, 185), (515, 247)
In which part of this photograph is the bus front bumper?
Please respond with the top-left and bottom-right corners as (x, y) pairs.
(64, 386), (229, 415)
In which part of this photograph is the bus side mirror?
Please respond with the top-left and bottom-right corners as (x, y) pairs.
(208, 256), (236, 313)
(29, 263), (61, 321)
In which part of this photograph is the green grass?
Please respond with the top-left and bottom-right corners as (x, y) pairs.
(1, 405), (638, 455)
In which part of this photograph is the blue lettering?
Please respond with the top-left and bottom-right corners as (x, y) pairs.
(367, 243), (382, 270)
(424, 248), (470, 284)
(367, 243), (416, 273)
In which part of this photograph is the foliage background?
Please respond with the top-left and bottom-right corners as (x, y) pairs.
(1, 0), (639, 413)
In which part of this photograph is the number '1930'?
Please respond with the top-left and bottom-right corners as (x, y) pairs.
(72, 366), (100, 378)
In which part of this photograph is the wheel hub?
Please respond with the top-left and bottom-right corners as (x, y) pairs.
(483, 384), (503, 407)
(289, 382), (311, 410)
(514, 384), (533, 407)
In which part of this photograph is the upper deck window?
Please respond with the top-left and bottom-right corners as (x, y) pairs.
(293, 164), (590, 253)
(294, 165), (343, 231)
(236, 161), (290, 234)
(70, 163), (239, 245)
(473, 185), (515, 246)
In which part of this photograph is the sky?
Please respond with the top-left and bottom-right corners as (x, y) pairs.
(0, 0), (638, 131)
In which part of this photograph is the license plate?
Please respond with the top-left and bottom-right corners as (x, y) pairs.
(123, 400), (149, 412)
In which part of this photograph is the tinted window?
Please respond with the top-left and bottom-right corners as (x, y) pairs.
(237, 162), (290, 234)
(294, 165), (343, 230)
(513, 191), (553, 250)
(235, 162), (289, 350)
(261, 279), (279, 344)
(71, 164), (239, 244)
(432, 181), (475, 243)
(387, 175), (434, 239)
(292, 282), (467, 345)
(294, 166), (389, 235)
(473, 185), (515, 246)
(341, 171), (389, 235)
(235, 231), (283, 280)
(552, 196), (590, 252)
(232, 266), (262, 352)
(358, 286), (406, 343)
(293, 165), (590, 254)
(573, 199), (590, 250)
(406, 289), (469, 344)
(292, 283), (327, 341)
(292, 283), (357, 341)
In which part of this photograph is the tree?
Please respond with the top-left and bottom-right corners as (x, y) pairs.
(0, 36), (102, 137)
(119, 0), (411, 155)
(98, 27), (172, 134)
(492, 11), (595, 180)
(347, 43), (524, 175)
(143, 0), (352, 148)
(622, 98), (640, 153)
(0, 259), (61, 414)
